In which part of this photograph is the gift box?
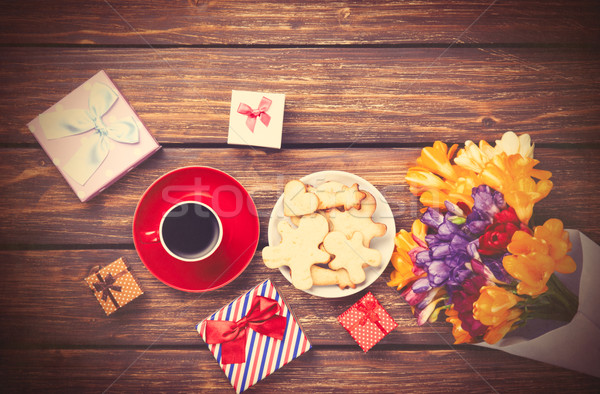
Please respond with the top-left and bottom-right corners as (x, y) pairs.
(196, 279), (311, 393)
(28, 70), (161, 202)
(338, 292), (397, 352)
(84, 257), (144, 316)
(478, 230), (600, 378)
(228, 90), (285, 149)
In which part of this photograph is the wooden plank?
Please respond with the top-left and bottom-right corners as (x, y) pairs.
(0, 248), (453, 347)
(0, 147), (599, 246)
(1, 348), (597, 392)
(0, 1), (598, 45)
(1, 47), (599, 145)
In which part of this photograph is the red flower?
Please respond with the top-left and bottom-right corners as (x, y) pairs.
(479, 207), (532, 256)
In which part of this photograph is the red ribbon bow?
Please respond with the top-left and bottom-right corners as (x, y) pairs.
(237, 96), (272, 132)
(205, 296), (287, 364)
(350, 299), (387, 334)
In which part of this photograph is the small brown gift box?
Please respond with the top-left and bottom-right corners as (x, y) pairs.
(84, 257), (143, 316)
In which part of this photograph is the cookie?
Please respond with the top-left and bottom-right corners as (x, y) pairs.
(308, 181), (366, 211)
(283, 180), (319, 217)
(323, 231), (381, 285)
(263, 213), (331, 290)
(291, 211), (332, 231)
(326, 191), (387, 247)
(310, 265), (356, 290)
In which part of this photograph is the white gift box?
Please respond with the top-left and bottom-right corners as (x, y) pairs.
(228, 90), (285, 149)
(28, 70), (160, 202)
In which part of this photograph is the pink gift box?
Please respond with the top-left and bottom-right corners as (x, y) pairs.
(197, 280), (311, 393)
(338, 292), (397, 352)
(28, 70), (160, 202)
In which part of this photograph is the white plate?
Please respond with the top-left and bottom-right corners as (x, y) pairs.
(267, 170), (396, 298)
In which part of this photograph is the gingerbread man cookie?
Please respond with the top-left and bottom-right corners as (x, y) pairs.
(326, 191), (387, 247)
(310, 265), (356, 289)
(283, 180), (319, 217)
(263, 213), (331, 290)
(323, 231), (381, 285)
(308, 181), (366, 211)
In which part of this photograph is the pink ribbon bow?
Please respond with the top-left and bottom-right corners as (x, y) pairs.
(237, 96), (272, 132)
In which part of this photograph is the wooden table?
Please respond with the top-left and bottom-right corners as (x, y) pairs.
(1, 1), (599, 392)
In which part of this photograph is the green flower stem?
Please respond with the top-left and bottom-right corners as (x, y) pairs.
(526, 274), (579, 322)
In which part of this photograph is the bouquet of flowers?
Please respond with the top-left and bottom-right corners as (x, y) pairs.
(389, 132), (578, 345)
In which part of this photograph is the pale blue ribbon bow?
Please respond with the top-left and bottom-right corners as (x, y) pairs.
(39, 82), (139, 185)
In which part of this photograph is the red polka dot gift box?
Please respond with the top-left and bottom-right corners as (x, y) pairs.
(338, 292), (398, 352)
(84, 257), (144, 316)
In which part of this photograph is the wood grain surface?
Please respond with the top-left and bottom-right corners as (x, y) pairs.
(1, 0), (599, 392)
(1, 0), (598, 45)
(1, 48), (599, 145)
(1, 148), (599, 246)
(2, 348), (597, 393)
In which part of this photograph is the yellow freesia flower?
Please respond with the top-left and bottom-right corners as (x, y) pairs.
(416, 141), (458, 181)
(483, 315), (521, 344)
(388, 220), (428, 291)
(533, 219), (576, 274)
(493, 131), (535, 159)
(503, 219), (575, 296)
(406, 141), (481, 209)
(405, 167), (448, 196)
(479, 153), (553, 224)
(410, 219), (428, 242)
(445, 307), (474, 344)
(405, 134), (550, 220)
(389, 251), (421, 291)
(454, 132), (534, 174)
(473, 286), (524, 327)
(454, 139), (496, 173)
(417, 189), (452, 210)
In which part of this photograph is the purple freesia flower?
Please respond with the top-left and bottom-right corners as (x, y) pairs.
(409, 184), (510, 301)
(451, 261), (471, 282)
(471, 185), (506, 221)
(480, 254), (512, 283)
(425, 234), (442, 247)
(444, 200), (465, 216)
(411, 277), (431, 293)
(450, 233), (470, 252)
(437, 219), (460, 241)
(431, 243), (451, 259)
(464, 211), (489, 236)
(466, 240), (480, 259)
(427, 260), (450, 286)
(415, 249), (432, 268)
(421, 207), (444, 229)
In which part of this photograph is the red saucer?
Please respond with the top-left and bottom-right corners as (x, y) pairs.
(133, 167), (259, 292)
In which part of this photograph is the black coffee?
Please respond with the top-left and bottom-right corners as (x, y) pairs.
(161, 202), (221, 260)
